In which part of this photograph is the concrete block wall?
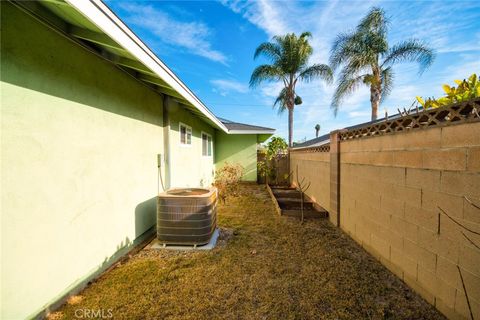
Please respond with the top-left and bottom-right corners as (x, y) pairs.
(290, 120), (480, 319)
(330, 131), (342, 226)
(290, 150), (330, 212)
(339, 122), (480, 319)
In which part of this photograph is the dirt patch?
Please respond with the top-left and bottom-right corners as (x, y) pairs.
(132, 227), (234, 260)
(216, 227), (234, 248)
(53, 184), (445, 320)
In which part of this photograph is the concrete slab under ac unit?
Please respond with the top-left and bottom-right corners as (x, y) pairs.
(148, 228), (220, 251)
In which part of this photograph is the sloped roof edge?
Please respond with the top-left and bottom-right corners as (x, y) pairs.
(219, 118), (275, 134)
(290, 109), (415, 149)
(66, 0), (230, 133)
(292, 133), (330, 148)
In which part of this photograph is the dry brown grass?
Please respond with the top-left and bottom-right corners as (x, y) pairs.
(55, 184), (444, 319)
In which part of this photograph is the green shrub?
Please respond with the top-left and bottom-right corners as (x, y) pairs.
(257, 159), (271, 181)
(266, 137), (288, 159)
(416, 73), (479, 109)
(257, 137), (288, 184)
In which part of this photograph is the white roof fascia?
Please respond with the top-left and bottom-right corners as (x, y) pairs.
(227, 130), (275, 134)
(66, 0), (229, 133)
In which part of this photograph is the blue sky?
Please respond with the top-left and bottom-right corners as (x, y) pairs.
(106, 0), (480, 142)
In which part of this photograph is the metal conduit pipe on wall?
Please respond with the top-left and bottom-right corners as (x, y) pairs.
(162, 94), (172, 190)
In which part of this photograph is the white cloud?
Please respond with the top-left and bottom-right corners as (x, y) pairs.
(259, 82), (284, 98)
(385, 84), (418, 107)
(118, 3), (228, 64)
(221, 0), (480, 142)
(220, 0), (380, 141)
(442, 57), (480, 83)
(210, 79), (249, 95)
(220, 0), (290, 38)
(437, 43), (480, 54)
(388, 3), (480, 55)
(348, 111), (371, 118)
(389, 54), (480, 106)
(245, 0), (289, 37)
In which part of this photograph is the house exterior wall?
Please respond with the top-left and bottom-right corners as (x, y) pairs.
(215, 132), (258, 181)
(0, 3), (264, 319)
(166, 100), (216, 188)
(1, 3), (166, 319)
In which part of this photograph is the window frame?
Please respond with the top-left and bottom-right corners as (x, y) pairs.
(179, 122), (192, 147)
(201, 131), (213, 157)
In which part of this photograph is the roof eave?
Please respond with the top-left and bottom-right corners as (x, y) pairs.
(66, 0), (229, 133)
(227, 130), (275, 135)
(291, 139), (330, 149)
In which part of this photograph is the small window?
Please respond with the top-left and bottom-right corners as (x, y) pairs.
(202, 132), (212, 156)
(179, 123), (192, 146)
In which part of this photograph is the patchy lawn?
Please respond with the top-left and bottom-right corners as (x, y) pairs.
(53, 184), (444, 319)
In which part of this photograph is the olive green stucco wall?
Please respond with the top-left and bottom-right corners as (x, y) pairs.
(215, 132), (258, 181)
(0, 3), (167, 319)
(166, 100), (216, 188)
(1, 3), (261, 319)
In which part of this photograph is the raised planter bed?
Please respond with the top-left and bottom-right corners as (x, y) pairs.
(267, 185), (328, 219)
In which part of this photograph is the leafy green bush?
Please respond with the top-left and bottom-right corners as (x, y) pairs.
(257, 159), (271, 182)
(266, 136), (288, 160)
(214, 162), (244, 203)
(416, 73), (479, 109)
(258, 137), (288, 184)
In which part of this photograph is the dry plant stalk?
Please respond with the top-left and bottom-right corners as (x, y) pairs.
(457, 266), (474, 320)
(295, 165), (311, 223)
(214, 162), (244, 203)
(438, 200), (479, 320)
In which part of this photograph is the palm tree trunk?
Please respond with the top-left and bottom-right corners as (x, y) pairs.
(370, 85), (382, 121)
(288, 107), (294, 147)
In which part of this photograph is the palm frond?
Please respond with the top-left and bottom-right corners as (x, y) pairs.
(330, 32), (356, 70)
(357, 7), (388, 35)
(329, 31), (381, 71)
(297, 33), (313, 68)
(254, 42), (282, 62)
(249, 65), (283, 88)
(381, 67), (394, 102)
(250, 32), (330, 120)
(297, 64), (333, 84)
(382, 39), (435, 74)
(328, 6), (434, 118)
(363, 30), (388, 54)
(331, 72), (368, 116)
(331, 8), (389, 72)
(344, 53), (375, 76)
(299, 31), (312, 39)
(273, 87), (288, 115)
(273, 33), (313, 74)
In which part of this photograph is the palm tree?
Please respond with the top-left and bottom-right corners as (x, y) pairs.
(330, 7), (435, 121)
(315, 124), (320, 137)
(250, 32), (333, 147)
